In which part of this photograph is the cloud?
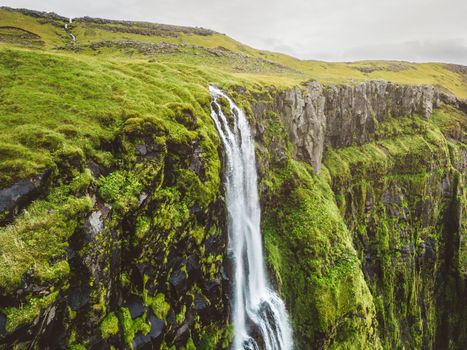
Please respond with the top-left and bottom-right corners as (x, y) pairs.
(342, 39), (467, 65)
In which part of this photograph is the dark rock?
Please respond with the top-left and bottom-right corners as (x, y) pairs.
(220, 265), (229, 281)
(257, 124), (265, 137)
(128, 297), (145, 319)
(166, 310), (176, 328)
(174, 315), (193, 346)
(420, 239), (436, 259)
(68, 287), (90, 311)
(131, 314), (164, 349)
(193, 293), (209, 311)
(441, 175), (452, 197)
(185, 255), (200, 274)
(189, 145), (203, 176)
(0, 312), (6, 336)
(132, 333), (152, 350)
(148, 314), (164, 339)
(203, 277), (221, 292)
(169, 269), (187, 294)
(87, 160), (105, 178)
(0, 174), (46, 215)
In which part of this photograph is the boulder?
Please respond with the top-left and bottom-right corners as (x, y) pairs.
(0, 174), (46, 216)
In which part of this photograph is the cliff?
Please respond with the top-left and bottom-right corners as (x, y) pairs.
(0, 6), (466, 350)
(242, 82), (466, 349)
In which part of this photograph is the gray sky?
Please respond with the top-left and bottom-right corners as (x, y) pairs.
(3, 0), (467, 65)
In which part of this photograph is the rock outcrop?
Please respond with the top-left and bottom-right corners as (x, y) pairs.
(275, 81), (437, 171)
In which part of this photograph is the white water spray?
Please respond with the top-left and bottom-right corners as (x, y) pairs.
(209, 86), (293, 350)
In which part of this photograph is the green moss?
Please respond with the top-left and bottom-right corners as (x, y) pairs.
(135, 215), (151, 239)
(198, 324), (234, 350)
(0, 181), (93, 293)
(2, 291), (58, 332)
(100, 312), (119, 339)
(119, 307), (150, 349)
(324, 115), (449, 190)
(98, 170), (143, 211)
(319, 110), (466, 349)
(262, 159), (380, 349)
(146, 293), (170, 320)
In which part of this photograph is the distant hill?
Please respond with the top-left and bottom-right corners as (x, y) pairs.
(1, 6), (466, 98)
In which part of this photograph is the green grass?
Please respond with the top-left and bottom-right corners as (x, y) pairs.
(323, 115), (450, 186)
(1, 291), (58, 332)
(0, 47), (262, 188)
(1, 7), (466, 97)
(262, 159), (381, 349)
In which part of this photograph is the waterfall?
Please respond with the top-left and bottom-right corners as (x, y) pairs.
(209, 86), (293, 350)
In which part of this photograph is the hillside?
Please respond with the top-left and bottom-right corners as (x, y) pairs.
(1, 6), (467, 96)
(0, 6), (466, 350)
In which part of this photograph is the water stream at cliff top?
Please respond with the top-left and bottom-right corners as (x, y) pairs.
(209, 85), (293, 350)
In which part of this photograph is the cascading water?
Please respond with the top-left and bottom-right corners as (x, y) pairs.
(209, 85), (293, 350)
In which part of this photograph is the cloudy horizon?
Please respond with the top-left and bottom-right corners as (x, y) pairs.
(2, 0), (467, 65)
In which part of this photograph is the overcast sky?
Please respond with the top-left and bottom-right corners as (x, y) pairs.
(3, 0), (467, 65)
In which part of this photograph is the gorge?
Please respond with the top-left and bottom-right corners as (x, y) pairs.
(0, 6), (465, 350)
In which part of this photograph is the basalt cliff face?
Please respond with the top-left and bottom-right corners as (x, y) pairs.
(274, 81), (466, 170)
(0, 75), (466, 350)
(246, 81), (466, 349)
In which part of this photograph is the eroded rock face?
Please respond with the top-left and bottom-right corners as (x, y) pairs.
(247, 81), (466, 349)
(274, 81), (437, 171)
(0, 173), (48, 222)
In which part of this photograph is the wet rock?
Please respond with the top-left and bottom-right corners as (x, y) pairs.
(169, 269), (188, 295)
(0, 174), (46, 215)
(128, 297), (145, 319)
(220, 265), (229, 281)
(84, 204), (112, 239)
(69, 287), (90, 311)
(147, 314), (164, 339)
(193, 293), (209, 312)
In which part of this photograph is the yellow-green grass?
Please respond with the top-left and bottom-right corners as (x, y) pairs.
(1, 7), (465, 97)
(0, 8), (68, 47)
(0, 46), (267, 188)
(0, 44), (277, 297)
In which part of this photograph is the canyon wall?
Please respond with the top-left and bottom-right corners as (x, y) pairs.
(245, 81), (466, 349)
(1, 79), (465, 350)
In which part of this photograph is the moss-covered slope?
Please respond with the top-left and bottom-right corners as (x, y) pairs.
(0, 6), (465, 350)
